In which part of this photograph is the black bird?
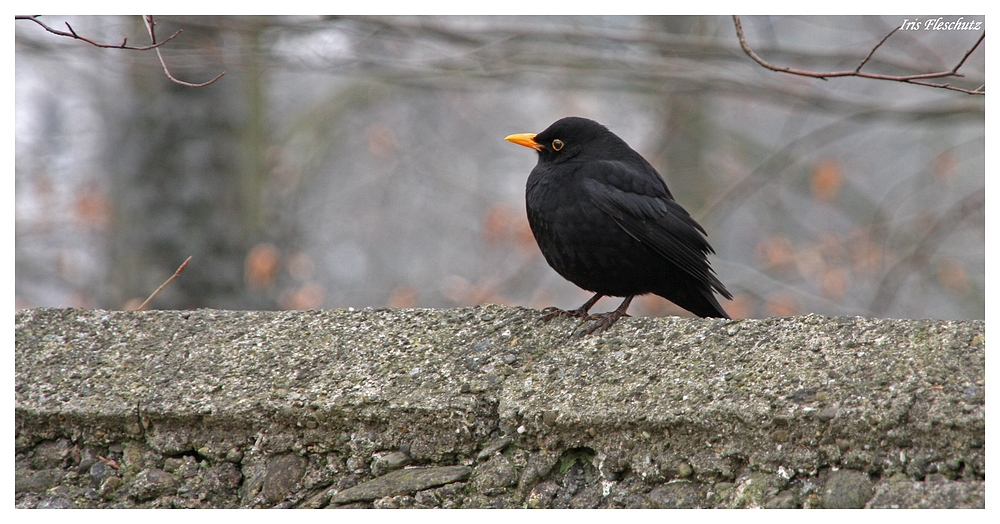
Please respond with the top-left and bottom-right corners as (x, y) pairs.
(505, 117), (731, 333)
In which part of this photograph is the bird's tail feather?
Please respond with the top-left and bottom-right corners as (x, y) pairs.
(656, 288), (730, 319)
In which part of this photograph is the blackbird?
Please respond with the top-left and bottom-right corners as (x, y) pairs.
(505, 116), (731, 333)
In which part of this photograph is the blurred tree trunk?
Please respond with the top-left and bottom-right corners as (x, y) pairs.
(648, 16), (715, 213)
(104, 16), (273, 309)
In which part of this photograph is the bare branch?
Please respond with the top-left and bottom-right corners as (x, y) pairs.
(16, 15), (225, 88)
(142, 15), (226, 88)
(949, 32), (986, 74)
(733, 15), (984, 95)
(16, 14), (182, 50)
(135, 256), (192, 311)
(855, 27), (899, 73)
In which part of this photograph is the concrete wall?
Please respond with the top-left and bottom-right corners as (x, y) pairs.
(15, 306), (984, 508)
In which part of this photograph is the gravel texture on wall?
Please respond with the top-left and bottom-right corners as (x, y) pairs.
(15, 306), (984, 508)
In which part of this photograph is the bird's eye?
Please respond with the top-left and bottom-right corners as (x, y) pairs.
(552, 139), (564, 151)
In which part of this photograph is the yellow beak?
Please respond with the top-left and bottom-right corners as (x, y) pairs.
(505, 133), (542, 151)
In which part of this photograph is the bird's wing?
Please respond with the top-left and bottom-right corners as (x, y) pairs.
(582, 170), (729, 295)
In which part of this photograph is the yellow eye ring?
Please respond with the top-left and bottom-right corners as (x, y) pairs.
(552, 139), (564, 151)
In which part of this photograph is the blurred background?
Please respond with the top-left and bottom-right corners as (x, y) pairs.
(15, 15), (985, 319)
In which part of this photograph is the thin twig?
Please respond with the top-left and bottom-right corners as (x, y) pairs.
(142, 16), (226, 88)
(16, 15), (182, 50)
(733, 16), (984, 95)
(97, 455), (120, 469)
(136, 256), (192, 311)
(17, 15), (225, 88)
(855, 27), (899, 73)
(949, 32), (986, 74)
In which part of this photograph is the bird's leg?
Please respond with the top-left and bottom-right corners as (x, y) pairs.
(579, 295), (634, 335)
(540, 293), (604, 322)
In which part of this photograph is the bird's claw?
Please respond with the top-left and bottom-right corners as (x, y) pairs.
(575, 311), (631, 336)
(539, 306), (590, 322)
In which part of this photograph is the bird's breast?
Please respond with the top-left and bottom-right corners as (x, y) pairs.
(525, 166), (661, 295)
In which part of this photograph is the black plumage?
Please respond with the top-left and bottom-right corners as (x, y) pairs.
(505, 116), (731, 332)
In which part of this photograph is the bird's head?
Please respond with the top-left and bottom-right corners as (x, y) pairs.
(505, 116), (625, 164)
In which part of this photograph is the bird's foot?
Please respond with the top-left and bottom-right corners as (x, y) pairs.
(539, 305), (591, 322)
(539, 294), (605, 323)
(576, 311), (631, 336)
